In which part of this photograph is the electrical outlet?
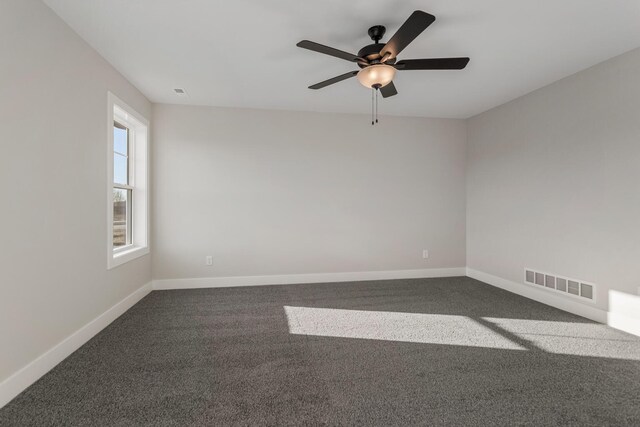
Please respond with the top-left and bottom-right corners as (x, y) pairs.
(422, 249), (429, 259)
(205, 256), (213, 266)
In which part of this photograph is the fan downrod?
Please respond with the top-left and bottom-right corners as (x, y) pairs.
(358, 25), (395, 67)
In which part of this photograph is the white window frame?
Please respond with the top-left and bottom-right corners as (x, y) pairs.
(107, 92), (149, 269)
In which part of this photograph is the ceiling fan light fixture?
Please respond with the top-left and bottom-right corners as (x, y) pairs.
(356, 64), (396, 89)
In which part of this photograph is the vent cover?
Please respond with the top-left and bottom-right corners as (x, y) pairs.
(556, 278), (567, 292)
(173, 88), (187, 95)
(568, 280), (580, 296)
(525, 270), (535, 283)
(524, 268), (595, 302)
(545, 275), (555, 289)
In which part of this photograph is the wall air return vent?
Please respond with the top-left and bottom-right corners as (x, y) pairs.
(580, 283), (593, 299)
(556, 277), (567, 292)
(568, 280), (580, 296)
(524, 268), (596, 303)
(545, 275), (555, 289)
(525, 270), (535, 283)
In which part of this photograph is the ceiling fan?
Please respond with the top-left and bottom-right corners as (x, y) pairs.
(296, 10), (469, 104)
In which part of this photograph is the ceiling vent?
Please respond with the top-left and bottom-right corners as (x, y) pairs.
(173, 88), (187, 96)
(524, 268), (595, 303)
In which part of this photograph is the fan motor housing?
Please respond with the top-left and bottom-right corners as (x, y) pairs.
(358, 43), (382, 60)
(357, 43), (396, 68)
(358, 26), (396, 68)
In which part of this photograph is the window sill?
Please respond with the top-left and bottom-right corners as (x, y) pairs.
(108, 245), (149, 269)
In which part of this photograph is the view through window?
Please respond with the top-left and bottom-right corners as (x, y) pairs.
(113, 122), (132, 248)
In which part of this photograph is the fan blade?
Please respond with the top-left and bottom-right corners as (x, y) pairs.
(308, 71), (359, 89)
(395, 57), (470, 70)
(380, 81), (398, 98)
(297, 40), (361, 62)
(380, 11), (435, 60)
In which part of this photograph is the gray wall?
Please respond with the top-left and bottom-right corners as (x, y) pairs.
(0, 0), (151, 383)
(152, 104), (467, 280)
(467, 48), (640, 312)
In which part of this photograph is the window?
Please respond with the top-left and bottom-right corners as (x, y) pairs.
(107, 92), (149, 269)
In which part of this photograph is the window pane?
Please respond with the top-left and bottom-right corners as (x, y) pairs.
(113, 188), (129, 247)
(114, 153), (128, 185)
(114, 123), (128, 155)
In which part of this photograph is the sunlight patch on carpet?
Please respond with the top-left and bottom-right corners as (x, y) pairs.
(284, 306), (526, 350)
(482, 317), (640, 361)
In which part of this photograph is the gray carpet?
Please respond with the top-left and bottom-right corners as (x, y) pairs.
(1, 277), (639, 426)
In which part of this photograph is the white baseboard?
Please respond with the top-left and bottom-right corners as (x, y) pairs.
(466, 268), (607, 323)
(0, 282), (152, 409)
(468, 268), (640, 337)
(152, 267), (467, 290)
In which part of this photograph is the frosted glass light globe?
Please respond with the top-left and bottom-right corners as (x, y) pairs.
(356, 64), (396, 88)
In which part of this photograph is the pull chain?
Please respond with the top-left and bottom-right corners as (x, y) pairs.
(375, 89), (379, 124)
(371, 87), (381, 125)
(371, 88), (374, 125)
(370, 86), (382, 125)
